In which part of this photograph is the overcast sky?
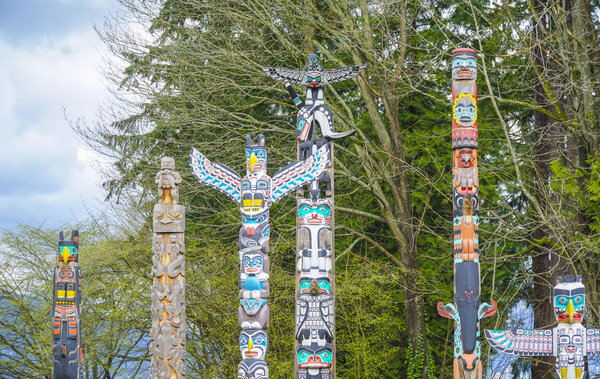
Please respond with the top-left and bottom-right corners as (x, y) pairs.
(0, 0), (119, 230)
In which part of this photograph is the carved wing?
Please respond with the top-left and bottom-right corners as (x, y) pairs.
(586, 329), (600, 355)
(262, 67), (306, 85)
(323, 64), (366, 84)
(189, 147), (241, 203)
(484, 329), (554, 356)
(271, 143), (330, 203)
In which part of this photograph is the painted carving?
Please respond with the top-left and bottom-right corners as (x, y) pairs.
(151, 157), (186, 378)
(437, 48), (496, 379)
(485, 276), (600, 379)
(52, 230), (82, 379)
(190, 135), (330, 376)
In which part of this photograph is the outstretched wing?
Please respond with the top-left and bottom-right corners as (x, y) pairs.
(323, 64), (366, 84)
(587, 329), (600, 355)
(262, 67), (306, 85)
(189, 147), (241, 203)
(271, 144), (330, 203)
(484, 329), (554, 356)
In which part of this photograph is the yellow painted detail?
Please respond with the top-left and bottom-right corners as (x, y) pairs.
(57, 290), (66, 298)
(576, 367), (582, 378)
(66, 290), (75, 298)
(60, 246), (71, 263)
(561, 368), (567, 379)
(248, 337), (253, 352)
(567, 299), (575, 324)
(254, 199), (262, 207)
(249, 152), (258, 173)
(56, 301), (75, 305)
(243, 199), (252, 207)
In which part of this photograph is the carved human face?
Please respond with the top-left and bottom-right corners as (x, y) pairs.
(242, 252), (268, 275)
(458, 149), (474, 168)
(452, 52), (477, 81)
(453, 93), (477, 126)
(240, 329), (268, 360)
(299, 277), (331, 295)
(298, 199), (332, 225)
(237, 358), (268, 379)
(554, 277), (585, 323)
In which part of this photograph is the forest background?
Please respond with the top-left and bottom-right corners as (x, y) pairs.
(1, 0), (599, 377)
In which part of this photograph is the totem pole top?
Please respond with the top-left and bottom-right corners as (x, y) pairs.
(452, 48), (476, 55)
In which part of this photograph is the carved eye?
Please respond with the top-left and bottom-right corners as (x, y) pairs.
(575, 296), (583, 304)
(256, 180), (268, 190)
(257, 151), (265, 159)
(256, 215), (265, 223)
(241, 181), (250, 189)
(254, 336), (265, 345)
(559, 296), (567, 304)
(240, 336), (248, 345)
(252, 257), (262, 266)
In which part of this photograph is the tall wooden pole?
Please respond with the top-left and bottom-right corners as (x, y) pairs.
(52, 230), (82, 379)
(437, 48), (496, 379)
(263, 53), (364, 379)
(151, 157), (186, 378)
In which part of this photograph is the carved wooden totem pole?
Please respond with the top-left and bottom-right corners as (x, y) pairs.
(190, 134), (330, 378)
(263, 53), (365, 379)
(52, 230), (82, 379)
(486, 276), (600, 379)
(437, 48), (497, 379)
(151, 157), (186, 378)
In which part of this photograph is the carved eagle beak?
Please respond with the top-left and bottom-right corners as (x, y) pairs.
(566, 299), (575, 324)
(249, 152), (258, 173)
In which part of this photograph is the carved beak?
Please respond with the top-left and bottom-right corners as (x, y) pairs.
(249, 152), (258, 173)
(567, 299), (575, 324)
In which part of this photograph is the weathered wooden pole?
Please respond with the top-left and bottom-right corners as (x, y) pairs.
(263, 54), (364, 379)
(52, 230), (82, 379)
(190, 135), (329, 378)
(151, 157), (186, 378)
(437, 48), (496, 379)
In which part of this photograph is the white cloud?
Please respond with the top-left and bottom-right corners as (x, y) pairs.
(0, 26), (113, 229)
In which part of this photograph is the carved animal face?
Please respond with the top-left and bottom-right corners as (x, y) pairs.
(241, 210), (269, 238)
(298, 199), (332, 225)
(242, 253), (268, 275)
(245, 135), (267, 176)
(241, 175), (271, 215)
(458, 150), (474, 168)
(296, 342), (333, 369)
(299, 277), (331, 295)
(453, 93), (477, 126)
(58, 230), (79, 263)
(306, 54), (324, 87)
(240, 329), (268, 360)
(452, 52), (477, 81)
(237, 358), (268, 379)
(554, 275), (585, 323)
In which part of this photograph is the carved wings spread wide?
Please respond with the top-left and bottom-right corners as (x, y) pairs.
(323, 65), (366, 84)
(484, 329), (554, 356)
(270, 143), (330, 203)
(189, 147), (241, 203)
(262, 67), (305, 85)
(586, 329), (600, 355)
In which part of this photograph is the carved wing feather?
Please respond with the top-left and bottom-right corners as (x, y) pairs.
(189, 148), (241, 203)
(484, 329), (554, 356)
(271, 144), (330, 203)
(586, 329), (600, 355)
(262, 67), (306, 85)
(323, 64), (366, 84)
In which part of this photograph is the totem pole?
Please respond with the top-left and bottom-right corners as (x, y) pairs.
(263, 53), (365, 379)
(485, 276), (600, 379)
(151, 157), (186, 378)
(189, 134), (330, 378)
(436, 48), (497, 379)
(52, 230), (82, 379)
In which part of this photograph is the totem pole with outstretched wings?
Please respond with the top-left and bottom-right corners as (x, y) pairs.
(190, 134), (330, 378)
(486, 275), (600, 379)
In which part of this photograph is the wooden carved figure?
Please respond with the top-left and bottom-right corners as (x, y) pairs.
(52, 230), (82, 379)
(437, 48), (496, 379)
(151, 157), (186, 379)
(485, 276), (600, 379)
(190, 134), (330, 376)
(264, 54), (365, 379)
